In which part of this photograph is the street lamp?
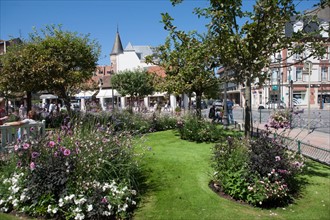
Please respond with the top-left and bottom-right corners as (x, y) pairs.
(276, 54), (282, 109)
(287, 66), (292, 108)
(304, 60), (312, 132)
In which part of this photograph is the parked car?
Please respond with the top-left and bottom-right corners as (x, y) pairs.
(258, 101), (286, 109)
(212, 100), (223, 108)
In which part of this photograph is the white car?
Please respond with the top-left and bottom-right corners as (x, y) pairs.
(258, 101), (286, 109)
(212, 100), (223, 108)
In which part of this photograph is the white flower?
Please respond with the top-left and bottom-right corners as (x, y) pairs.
(59, 198), (64, 207)
(52, 207), (58, 214)
(12, 199), (18, 207)
(0, 200), (4, 205)
(74, 207), (82, 213)
(107, 204), (112, 210)
(75, 213), (85, 220)
(87, 204), (93, 212)
(47, 205), (52, 213)
(103, 211), (111, 216)
(20, 193), (26, 201)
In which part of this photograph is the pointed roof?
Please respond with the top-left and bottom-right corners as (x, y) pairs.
(124, 42), (135, 51)
(110, 30), (124, 55)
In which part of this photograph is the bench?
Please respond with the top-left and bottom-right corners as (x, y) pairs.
(0, 120), (46, 151)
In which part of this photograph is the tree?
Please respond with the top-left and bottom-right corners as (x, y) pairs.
(146, 22), (220, 118)
(0, 24), (101, 113)
(170, 0), (327, 136)
(111, 69), (155, 111)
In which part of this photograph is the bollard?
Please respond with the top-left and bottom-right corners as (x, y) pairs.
(297, 140), (301, 154)
(259, 108), (262, 123)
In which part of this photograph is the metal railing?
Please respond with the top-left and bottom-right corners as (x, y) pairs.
(252, 126), (330, 165)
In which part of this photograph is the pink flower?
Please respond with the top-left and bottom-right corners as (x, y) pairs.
(30, 127), (35, 132)
(101, 197), (108, 204)
(48, 141), (56, 148)
(23, 143), (30, 150)
(14, 145), (19, 151)
(31, 152), (40, 159)
(17, 161), (22, 167)
(275, 156), (281, 161)
(30, 162), (36, 170)
(63, 149), (71, 156)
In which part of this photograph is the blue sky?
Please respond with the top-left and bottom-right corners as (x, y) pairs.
(1, 0), (320, 65)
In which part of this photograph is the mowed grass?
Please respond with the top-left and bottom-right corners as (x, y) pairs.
(1, 130), (329, 220)
(133, 130), (330, 220)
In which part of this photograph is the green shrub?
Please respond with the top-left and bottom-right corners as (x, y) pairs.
(177, 114), (241, 143)
(212, 137), (251, 200)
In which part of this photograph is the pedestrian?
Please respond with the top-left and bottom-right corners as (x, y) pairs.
(226, 98), (235, 124)
(209, 105), (217, 123)
(0, 98), (8, 125)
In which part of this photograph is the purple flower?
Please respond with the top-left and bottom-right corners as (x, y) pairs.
(75, 141), (80, 147)
(17, 161), (22, 167)
(30, 127), (35, 132)
(31, 152), (40, 159)
(48, 141), (56, 148)
(23, 143), (30, 150)
(54, 151), (58, 157)
(30, 162), (36, 170)
(63, 149), (71, 156)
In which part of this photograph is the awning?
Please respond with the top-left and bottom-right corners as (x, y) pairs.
(96, 89), (120, 98)
(148, 92), (167, 97)
(74, 90), (97, 99)
(40, 94), (58, 99)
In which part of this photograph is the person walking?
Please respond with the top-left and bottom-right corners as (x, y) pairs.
(226, 98), (235, 124)
(209, 105), (217, 123)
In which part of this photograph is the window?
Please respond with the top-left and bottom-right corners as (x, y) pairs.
(321, 67), (328, 81)
(296, 67), (303, 81)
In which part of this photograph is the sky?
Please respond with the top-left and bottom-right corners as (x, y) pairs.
(0, 0), (321, 65)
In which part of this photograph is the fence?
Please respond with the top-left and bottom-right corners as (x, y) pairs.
(252, 126), (330, 165)
(0, 120), (46, 151)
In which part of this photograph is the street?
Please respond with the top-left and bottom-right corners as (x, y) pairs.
(202, 107), (330, 134)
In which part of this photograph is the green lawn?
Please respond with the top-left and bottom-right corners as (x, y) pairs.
(1, 130), (329, 220)
(133, 130), (330, 220)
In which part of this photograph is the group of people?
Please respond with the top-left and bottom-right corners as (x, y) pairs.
(0, 98), (38, 127)
(208, 98), (235, 125)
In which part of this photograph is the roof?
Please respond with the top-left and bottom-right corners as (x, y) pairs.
(110, 31), (124, 55)
(285, 4), (329, 38)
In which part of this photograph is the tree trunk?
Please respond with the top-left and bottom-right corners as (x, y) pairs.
(244, 78), (252, 138)
(195, 92), (202, 119)
(26, 91), (32, 113)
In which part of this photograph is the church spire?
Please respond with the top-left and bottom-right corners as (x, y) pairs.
(110, 27), (124, 55)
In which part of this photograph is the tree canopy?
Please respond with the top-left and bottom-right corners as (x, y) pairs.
(166, 0), (327, 136)
(146, 22), (220, 117)
(0, 24), (101, 112)
(111, 69), (155, 110)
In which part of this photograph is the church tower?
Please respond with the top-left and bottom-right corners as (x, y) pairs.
(110, 28), (124, 73)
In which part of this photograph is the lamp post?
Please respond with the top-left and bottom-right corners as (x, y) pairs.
(304, 61), (312, 132)
(276, 54), (282, 109)
(287, 67), (292, 108)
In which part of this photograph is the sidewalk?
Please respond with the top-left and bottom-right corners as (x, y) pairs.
(235, 120), (330, 150)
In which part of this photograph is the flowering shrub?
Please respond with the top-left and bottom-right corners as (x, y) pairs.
(0, 116), (144, 219)
(266, 109), (291, 129)
(212, 134), (305, 207)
